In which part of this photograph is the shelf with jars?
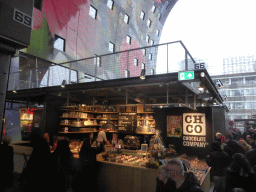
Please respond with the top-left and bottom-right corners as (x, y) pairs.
(59, 105), (119, 133)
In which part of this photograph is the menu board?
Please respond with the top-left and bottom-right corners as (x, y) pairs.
(167, 115), (182, 137)
(118, 113), (137, 133)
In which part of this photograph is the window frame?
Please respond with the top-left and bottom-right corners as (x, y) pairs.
(140, 11), (145, 20)
(109, 42), (115, 53)
(147, 19), (152, 27)
(150, 39), (154, 46)
(151, 68), (154, 75)
(124, 14), (129, 24)
(126, 35), (131, 45)
(148, 53), (152, 60)
(34, 0), (43, 11)
(54, 35), (66, 52)
(142, 49), (146, 56)
(89, 5), (97, 19)
(157, 13), (161, 20)
(152, 5), (156, 13)
(134, 58), (138, 66)
(107, 0), (114, 10)
(125, 69), (130, 78)
(142, 62), (145, 69)
(156, 29), (160, 36)
(146, 35), (150, 43)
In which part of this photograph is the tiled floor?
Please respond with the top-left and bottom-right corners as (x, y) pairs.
(3, 173), (215, 192)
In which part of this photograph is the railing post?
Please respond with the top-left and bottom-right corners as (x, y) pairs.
(69, 63), (71, 84)
(29, 69), (32, 89)
(36, 57), (39, 88)
(127, 51), (129, 78)
(47, 65), (50, 87)
(185, 50), (188, 71)
(167, 43), (169, 73)
(94, 57), (97, 81)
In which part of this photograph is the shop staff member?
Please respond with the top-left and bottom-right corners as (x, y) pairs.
(97, 128), (110, 152)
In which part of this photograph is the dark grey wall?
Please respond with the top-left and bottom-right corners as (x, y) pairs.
(154, 107), (214, 159)
(212, 106), (229, 135)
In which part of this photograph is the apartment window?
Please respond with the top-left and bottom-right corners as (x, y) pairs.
(157, 13), (161, 20)
(124, 14), (129, 24)
(107, 0), (114, 10)
(147, 19), (152, 27)
(150, 39), (154, 46)
(142, 49), (146, 56)
(146, 35), (150, 43)
(126, 35), (131, 44)
(142, 62), (145, 69)
(125, 69), (130, 78)
(94, 55), (101, 67)
(148, 53), (152, 60)
(140, 11), (145, 20)
(34, 0), (43, 11)
(54, 35), (65, 52)
(151, 69), (154, 75)
(109, 42), (115, 53)
(156, 29), (160, 36)
(134, 58), (138, 66)
(89, 5), (97, 19)
(151, 5), (156, 13)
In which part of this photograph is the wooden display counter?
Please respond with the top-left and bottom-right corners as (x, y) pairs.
(97, 155), (157, 192)
(96, 153), (211, 192)
(10, 143), (212, 192)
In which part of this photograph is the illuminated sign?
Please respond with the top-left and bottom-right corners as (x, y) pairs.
(183, 113), (208, 148)
(183, 113), (206, 136)
(178, 71), (194, 81)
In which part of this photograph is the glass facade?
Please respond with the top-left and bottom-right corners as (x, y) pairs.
(212, 73), (256, 131)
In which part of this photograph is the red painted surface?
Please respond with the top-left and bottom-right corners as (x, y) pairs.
(32, 8), (44, 30)
(119, 39), (146, 78)
(30, 0), (100, 59)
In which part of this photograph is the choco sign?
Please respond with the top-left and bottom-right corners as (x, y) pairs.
(183, 113), (206, 136)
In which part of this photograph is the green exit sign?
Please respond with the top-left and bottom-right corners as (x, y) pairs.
(178, 71), (194, 81)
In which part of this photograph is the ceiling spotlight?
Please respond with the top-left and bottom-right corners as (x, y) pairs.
(13, 86), (17, 93)
(198, 87), (204, 91)
(198, 82), (204, 92)
(61, 80), (66, 88)
(159, 83), (164, 87)
(140, 69), (146, 80)
(200, 72), (205, 78)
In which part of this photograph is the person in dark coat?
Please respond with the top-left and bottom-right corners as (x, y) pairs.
(0, 136), (14, 191)
(51, 139), (76, 192)
(246, 134), (256, 149)
(225, 153), (255, 192)
(19, 137), (54, 192)
(206, 141), (230, 192)
(156, 165), (176, 192)
(245, 144), (256, 168)
(72, 137), (100, 192)
(224, 134), (245, 161)
(166, 158), (203, 192)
